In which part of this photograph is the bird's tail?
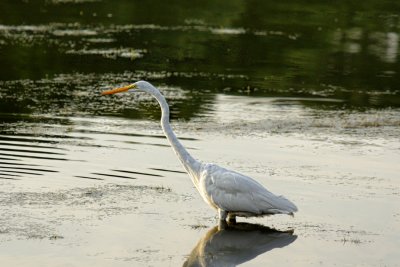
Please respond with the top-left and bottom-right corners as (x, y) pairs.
(271, 195), (298, 215)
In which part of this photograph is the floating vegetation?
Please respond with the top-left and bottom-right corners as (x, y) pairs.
(189, 224), (208, 230)
(65, 48), (146, 60)
(0, 184), (177, 240)
(49, 234), (64, 240)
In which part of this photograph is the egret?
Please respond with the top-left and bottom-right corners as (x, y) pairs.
(102, 81), (298, 223)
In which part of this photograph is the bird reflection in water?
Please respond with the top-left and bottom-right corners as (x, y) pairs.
(183, 222), (297, 267)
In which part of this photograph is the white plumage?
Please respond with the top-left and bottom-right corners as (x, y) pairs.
(102, 81), (298, 222)
(200, 164), (297, 219)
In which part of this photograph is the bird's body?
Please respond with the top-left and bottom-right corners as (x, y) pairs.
(198, 163), (297, 221)
(102, 81), (298, 222)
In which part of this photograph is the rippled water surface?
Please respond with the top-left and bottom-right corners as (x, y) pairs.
(1, 1), (400, 266)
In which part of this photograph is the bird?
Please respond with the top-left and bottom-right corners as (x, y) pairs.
(102, 81), (298, 223)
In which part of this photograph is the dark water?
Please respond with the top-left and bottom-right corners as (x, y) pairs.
(1, 0), (400, 122)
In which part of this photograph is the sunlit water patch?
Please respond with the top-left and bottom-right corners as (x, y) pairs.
(0, 112), (399, 266)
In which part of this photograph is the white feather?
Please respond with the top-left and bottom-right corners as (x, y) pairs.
(200, 163), (298, 216)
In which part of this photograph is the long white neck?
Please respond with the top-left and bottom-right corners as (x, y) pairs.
(149, 89), (202, 185)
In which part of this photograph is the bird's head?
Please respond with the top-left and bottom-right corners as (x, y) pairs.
(101, 80), (157, 95)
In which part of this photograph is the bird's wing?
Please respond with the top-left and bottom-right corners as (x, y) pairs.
(202, 164), (297, 214)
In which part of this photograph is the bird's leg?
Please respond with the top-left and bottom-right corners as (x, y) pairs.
(218, 209), (227, 221)
(227, 213), (236, 224)
(218, 219), (228, 230)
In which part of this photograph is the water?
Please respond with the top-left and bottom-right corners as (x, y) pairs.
(0, 1), (400, 266)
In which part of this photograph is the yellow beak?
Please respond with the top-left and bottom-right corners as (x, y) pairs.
(101, 84), (136, 95)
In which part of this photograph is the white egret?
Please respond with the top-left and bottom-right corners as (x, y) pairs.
(102, 81), (298, 223)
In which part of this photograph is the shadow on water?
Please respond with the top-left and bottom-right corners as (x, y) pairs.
(0, 133), (72, 162)
(183, 223), (297, 267)
(0, 126), (176, 182)
(0, 131), (67, 178)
